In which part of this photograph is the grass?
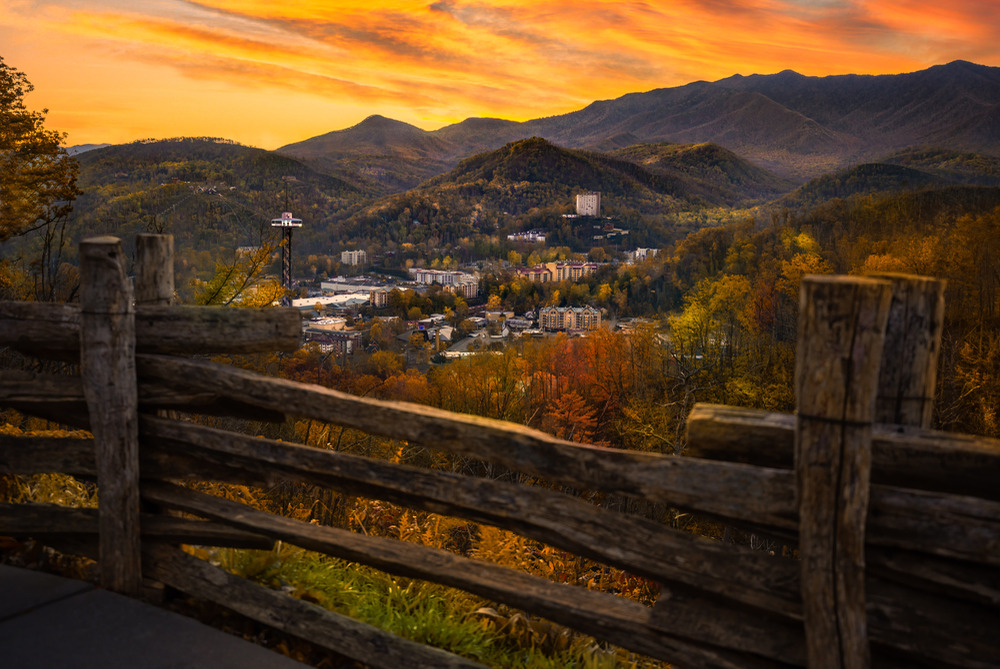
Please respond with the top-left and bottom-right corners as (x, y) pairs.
(199, 543), (661, 669)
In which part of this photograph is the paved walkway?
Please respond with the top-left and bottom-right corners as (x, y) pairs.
(0, 564), (307, 668)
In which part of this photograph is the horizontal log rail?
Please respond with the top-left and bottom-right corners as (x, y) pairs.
(686, 403), (1000, 500)
(0, 503), (274, 549)
(133, 356), (1000, 566)
(8, 374), (994, 573)
(0, 372), (286, 429)
(138, 415), (802, 616)
(140, 480), (800, 667)
(0, 301), (301, 357)
(136, 353), (802, 533)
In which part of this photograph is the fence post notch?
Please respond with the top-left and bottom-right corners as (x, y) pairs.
(795, 275), (891, 669)
(79, 235), (142, 595)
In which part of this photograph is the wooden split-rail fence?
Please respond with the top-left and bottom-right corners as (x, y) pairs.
(1, 234), (998, 668)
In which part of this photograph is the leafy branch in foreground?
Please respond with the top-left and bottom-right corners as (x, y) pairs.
(0, 56), (80, 244)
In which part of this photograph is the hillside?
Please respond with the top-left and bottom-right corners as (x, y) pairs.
(78, 137), (359, 192)
(607, 142), (796, 206)
(336, 137), (717, 252)
(779, 163), (947, 210)
(280, 61), (1000, 185)
(64, 138), (365, 271)
(777, 145), (1000, 210)
(879, 147), (1000, 185)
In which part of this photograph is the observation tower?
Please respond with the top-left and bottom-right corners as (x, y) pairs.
(271, 211), (302, 304)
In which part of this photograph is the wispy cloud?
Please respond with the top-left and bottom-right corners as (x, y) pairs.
(1, 0), (997, 146)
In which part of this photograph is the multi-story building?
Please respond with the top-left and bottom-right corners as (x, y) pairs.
(576, 192), (601, 217)
(507, 229), (547, 243)
(303, 329), (364, 354)
(369, 288), (391, 308)
(628, 248), (659, 264)
(538, 306), (602, 331)
(341, 250), (367, 266)
(517, 265), (553, 282)
(517, 262), (597, 284)
(408, 268), (479, 297)
(553, 262), (598, 282)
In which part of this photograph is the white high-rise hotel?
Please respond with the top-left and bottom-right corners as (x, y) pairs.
(576, 192), (601, 217)
(341, 250), (367, 266)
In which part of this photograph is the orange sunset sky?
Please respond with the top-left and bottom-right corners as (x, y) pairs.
(2, 0), (999, 150)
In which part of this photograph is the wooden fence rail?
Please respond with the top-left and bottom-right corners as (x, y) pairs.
(1, 234), (998, 668)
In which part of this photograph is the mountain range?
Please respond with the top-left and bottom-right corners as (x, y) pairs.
(50, 60), (1000, 269)
(278, 60), (1000, 190)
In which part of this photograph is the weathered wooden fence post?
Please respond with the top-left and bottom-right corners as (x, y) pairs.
(795, 275), (892, 669)
(79, 236), (141, 595)
(872, 273), (946, 428)
(135, 234), (175, 306)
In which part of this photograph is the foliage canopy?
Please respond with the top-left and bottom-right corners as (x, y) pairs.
(0, 57), (79, 242)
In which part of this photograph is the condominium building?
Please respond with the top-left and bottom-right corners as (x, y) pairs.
(627, 248), (659, 264)
(518, 265), (553, 282)
(408, 268), (479, 297)
(576, 192), (601, 217)
(370, 288), (391, 308)
(552, 262), (598, 282)
(341, 250), (368, 266)
(507, 229), (547, 243)
(516, 262), (597, 283)
(538, 305), (602, 331)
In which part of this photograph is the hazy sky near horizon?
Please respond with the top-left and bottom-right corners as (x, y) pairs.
(2, 0), (998, 149)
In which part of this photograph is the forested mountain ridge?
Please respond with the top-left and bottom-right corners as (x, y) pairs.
(77, 137), (359, 196)
(279, 61), (1000, 185)
(606, 142), (796, 205)
(880, 147), (1000, 184)
(22, 101), (1000, 300)
(34, 138), (365, 288)
(62, 135), (796, 266)
(778, 163), (948, 210)
(334, 137), (789, 253)
(776, 147), (1000, 210)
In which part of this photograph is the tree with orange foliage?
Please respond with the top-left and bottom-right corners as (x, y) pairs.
(542, 391), (599, 444)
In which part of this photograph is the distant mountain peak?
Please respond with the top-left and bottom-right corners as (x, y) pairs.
(928, 60), (999, 80)
(354, 114), (421, 131)
(940, 59), (981, 70)
(66, 143), (111, 156)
